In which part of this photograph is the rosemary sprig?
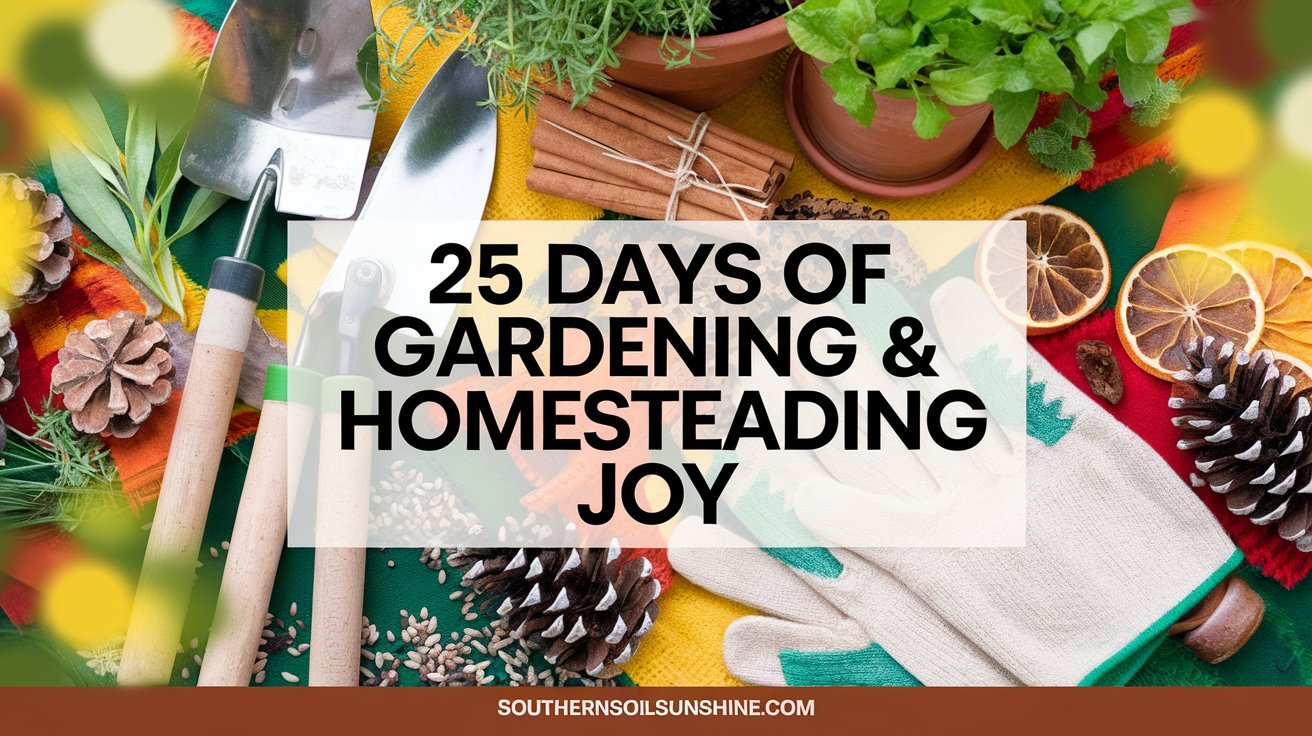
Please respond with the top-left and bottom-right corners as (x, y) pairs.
(375, 0), (715, 112)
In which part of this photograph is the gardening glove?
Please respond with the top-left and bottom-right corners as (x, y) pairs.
(674, 277), (1242, 685)
(670, 443), (1019, 686)
(671, 275), (1031, 685)
(791, 279), (1243, 685)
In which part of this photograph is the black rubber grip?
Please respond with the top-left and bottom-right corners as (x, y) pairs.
(208, 257), (265, 302)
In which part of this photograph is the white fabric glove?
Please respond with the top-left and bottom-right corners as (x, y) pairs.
(672, 278), (1241, 686)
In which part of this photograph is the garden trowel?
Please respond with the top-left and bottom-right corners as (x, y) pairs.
(119, 0), (377, 685)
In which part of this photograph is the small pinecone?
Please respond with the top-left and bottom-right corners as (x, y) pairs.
(51, 311), (174, 438)
(1171, 337), (1312, 551)
(2, 174), (74, 304)
(0, 308), (17, 404)
(449, 543), (661, 677)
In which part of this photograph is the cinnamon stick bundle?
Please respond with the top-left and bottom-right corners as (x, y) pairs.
(527, 81), (794, 221)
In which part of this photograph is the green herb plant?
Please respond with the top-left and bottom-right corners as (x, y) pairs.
(786, 0), (1193, 174)
(0, 402), (122, 531)
(374, 0), (716, 110)
(46, 79), (228, 318)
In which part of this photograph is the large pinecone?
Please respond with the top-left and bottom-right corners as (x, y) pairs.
(0, 308), (17, 404)
(449, 543), (661, 677)
(2, 174), (74, 305)
(51, 311), (174, 438)
(1172, 338), (1312, 551)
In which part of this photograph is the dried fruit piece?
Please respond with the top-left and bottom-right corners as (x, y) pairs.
(1218, 241), (1312, 367)
(1075, 339), (1124, 405)
(978, 205), (1110, 335)
(1116, 244), (1263, 380)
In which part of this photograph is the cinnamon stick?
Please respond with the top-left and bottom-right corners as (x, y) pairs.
(535, 95), (775, 197)
(531, 125), (770, 220)
(566, 81), (796, 171)
(546, 84), (784, 180)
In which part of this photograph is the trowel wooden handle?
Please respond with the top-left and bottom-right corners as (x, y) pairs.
(199, 367), (319, 686)
(119, 258), (264, 686)
(309, 377), (373, 687)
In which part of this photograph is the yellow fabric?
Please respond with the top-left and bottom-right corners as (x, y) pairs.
(624, 574), (757, 687)
(365, 3), (1078, 686)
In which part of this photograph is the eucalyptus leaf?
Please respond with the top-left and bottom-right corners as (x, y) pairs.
(48, 136), (135, 255)
(168, 188), (230, 244)
(65, 89), (125, 181)
(124, 103), (156, 219)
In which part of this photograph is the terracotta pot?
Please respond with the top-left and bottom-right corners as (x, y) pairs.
(796, 54), (993, 182)
(608, 12), (793, 111)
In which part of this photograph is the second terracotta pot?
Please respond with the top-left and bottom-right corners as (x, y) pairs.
(797, 54), (993, 182)
(608, 13), (793, 111)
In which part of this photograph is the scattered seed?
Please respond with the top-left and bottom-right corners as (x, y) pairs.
(281, 672), (299, 683)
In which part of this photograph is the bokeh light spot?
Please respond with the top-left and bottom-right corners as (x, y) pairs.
(38, 559), (133, 650)
(88, 0), (177, 85)
(1171, 90), (1263, 180)
(1276, 73), (1312, 159)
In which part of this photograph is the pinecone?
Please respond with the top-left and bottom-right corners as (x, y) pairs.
(1, 174), (74, 305)
(0, 308), (17, 404)
(51, 311), (174, 438)
(449, 542), (661, 677)
(1171, 337), (1312, 551)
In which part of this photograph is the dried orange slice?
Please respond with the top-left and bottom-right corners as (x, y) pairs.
(1117, 244), (1264, 380)
(1217, 241), (1312, 366)
(978, 205), (1110, 335)
(1271, 351), (1312, 393)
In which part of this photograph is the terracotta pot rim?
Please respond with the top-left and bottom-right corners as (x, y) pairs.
(782, 50), (997, 198)
(616, 11), (792, 61)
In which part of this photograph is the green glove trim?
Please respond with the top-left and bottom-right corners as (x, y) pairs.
(960, 344), (1026, 432)
(1080, 548), (1246, 686)
(764, 547), (844, 580)
(1026, 369), (1075, 446)
(780, 643), (921, 687)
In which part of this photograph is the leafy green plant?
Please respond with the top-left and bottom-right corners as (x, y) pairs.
(0, 402), (122, 531)
(47, 78), (228, 317)
(375, 0), (716, 110)
(786, 0), (1191, 172)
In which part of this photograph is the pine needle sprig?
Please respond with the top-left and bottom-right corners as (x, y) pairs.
(0, 402), (122, 531)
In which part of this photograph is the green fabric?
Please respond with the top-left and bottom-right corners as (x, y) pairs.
(780, 643), (920, 687)
(1130, 565), (1312, 686)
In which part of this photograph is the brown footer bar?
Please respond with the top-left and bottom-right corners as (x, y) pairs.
(1, 687), (1302, 734)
